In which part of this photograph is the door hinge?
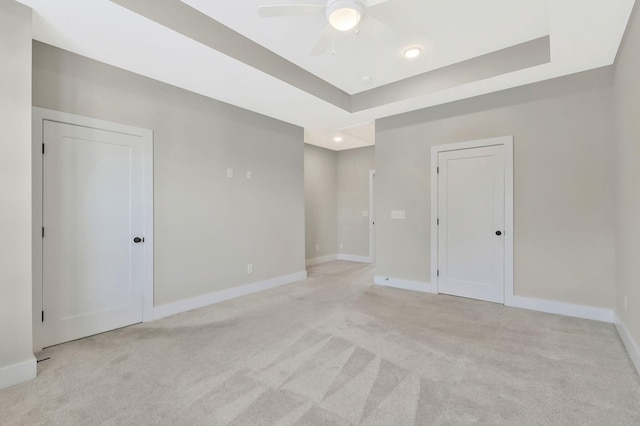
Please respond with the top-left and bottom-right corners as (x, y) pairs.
(437, 166), (439, 174)
(42, 143), (45, 154)
(42, 227), (45, 238)
(437, 269), (440, 277)
(437, 218), (439, 225)
(41, 311), (44, 322)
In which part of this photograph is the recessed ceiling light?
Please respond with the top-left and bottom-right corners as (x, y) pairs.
(404, 47), (422, 59)
(334, 136), (343, 142)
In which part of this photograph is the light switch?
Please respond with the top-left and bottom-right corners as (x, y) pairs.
(362, 210), (369, 217)
(391, 210), (406, 219)
(247, 171), (252, 180)
(227, 168), (233, 178)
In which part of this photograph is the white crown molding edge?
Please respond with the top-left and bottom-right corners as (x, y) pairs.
(615, 313), (640, 376)
(0, 357), (36, 390)
(153, 271), (307, 320)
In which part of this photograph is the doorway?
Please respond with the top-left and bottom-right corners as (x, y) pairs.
(431, 136), (513, 304)
(33, 109), (153, 350)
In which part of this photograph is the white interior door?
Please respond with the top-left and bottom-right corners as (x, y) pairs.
(42, 121), (145, 347)
(437, 145), (505, 303)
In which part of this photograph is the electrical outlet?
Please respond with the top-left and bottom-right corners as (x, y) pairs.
(339, 243), (344, 249)
(247, 264), (253, 274)
(315, 244), (320, 252)
(624, 295), (628, 311)
(226, 168), (233, 178)
(247, 171), (252, 180)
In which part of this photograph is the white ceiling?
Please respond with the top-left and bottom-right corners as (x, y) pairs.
(305, 122), (375, 151)
(17, 0), (636, 151)
(183, 0), (549, 94)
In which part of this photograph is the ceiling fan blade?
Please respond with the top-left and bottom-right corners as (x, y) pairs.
(364, 8), (407, 40)
(365, 0), (393, 7)
(310, 25), (335, 56)
(258, 4), (326, 18)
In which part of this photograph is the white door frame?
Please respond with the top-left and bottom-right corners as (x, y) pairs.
(369, 170), (376, 263)
(430, 136), (513, 305)
(32, 107), (154, 352)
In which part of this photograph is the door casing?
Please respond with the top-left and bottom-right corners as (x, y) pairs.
(369, 170), (376, 263)
(430, 136), (514, 305)
(32, 108), (154, 352)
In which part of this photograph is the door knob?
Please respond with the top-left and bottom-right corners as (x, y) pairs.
(133, 237), (144, 243)
(495, 231), (502, 236)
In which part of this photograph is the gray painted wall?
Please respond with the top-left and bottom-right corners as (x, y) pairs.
(33, 42), (305, 307)
(614, 3), (640, 349)
(304, 144), (337, 260)
(0, 0), (35, 387)
(375, 68), (616, 309)
(337, 147), (375, 258)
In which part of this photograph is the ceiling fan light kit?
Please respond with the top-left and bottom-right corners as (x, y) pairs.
(327, 0), (363, 31)
(257, 0), (399, 55)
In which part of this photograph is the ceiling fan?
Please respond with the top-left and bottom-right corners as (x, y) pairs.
(258, 0), (395, 55)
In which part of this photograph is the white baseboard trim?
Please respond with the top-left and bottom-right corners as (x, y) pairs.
(0, 357), (36, 390)
(153, 271), (308, 320)
(306, 254), (337, 267)
(373, 276), (436, 294)
(507, 296), (614, 323)
(337, 254), (372, 263)
(615, 314), (640, 375)
(371, 279), (614, 323)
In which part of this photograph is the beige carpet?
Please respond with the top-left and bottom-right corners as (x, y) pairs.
(1, 261), (639, 425)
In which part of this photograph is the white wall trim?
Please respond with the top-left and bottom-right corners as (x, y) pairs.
(369, 169), (376, 263)
(337, 254), (372, 263)
(0, 357), (36, 390)
(32, 107), (154, 352)
(508, 295), (614, 323)
(503, 140), (514, 305)
(306, 254), (337, 267)
(373, 276), (436, 294)
(375, 279), (615, 324)
(431, 137), (513, 153)
(430, 147), (439, 295)
(153, 271), (307, 320)
(615, 314), (640, 375)
(306, 254), (372, 266)
(430, 136), (514, 303)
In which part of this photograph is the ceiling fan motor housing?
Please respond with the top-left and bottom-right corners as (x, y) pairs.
(326, 0), (364, 31)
